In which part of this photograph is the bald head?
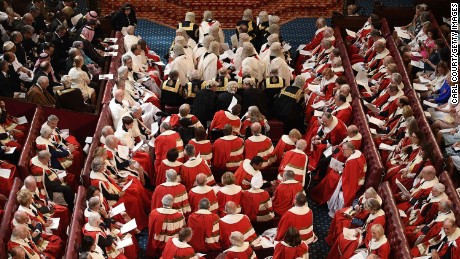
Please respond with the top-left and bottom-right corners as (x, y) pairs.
(422, 165), (436, 181)
(251, 122), (261, 135)
(225, 201), (237, 214)
(24, 176), (37, 191)
(296, 139), (307, 151)
(12, 225), (28, 239)
(114, 89), (124, 102)
(196, 173), (207, 186)
(14, 210), (29, 224)
(347, 125), (359, 137)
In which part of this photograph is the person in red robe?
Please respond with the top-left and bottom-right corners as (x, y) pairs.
(29, 151), (75, 210)
(234, 156), (263, 190)
(212, 124), (245, 171)
(272, 170), (304, 217)
(217, 172), (243, 216)
(188, 127), (212, 164)
(244, 122), (275, 169)
(394, 166), (439, 206)
(275, 192), (315, 244)
(8, 225), (46, 259)
(240, 174), (274, 222)
(162, 227), (202, 259)
(83, 212), (128, 259)
(369, 85), (405, 121)
(274, 227), (309, 259)
(326, 187), (382, 246)
(89, 157), (148, 230)
(151, 169), (191, 215)
(327, 199), (386, 259)
(156, 148), (183, 186)
(181, 144), (215, 190)
(223, 231), (257, 259)
(273, 129), (301, 164)
(0, 101), (28, 144)
(189, 173), (218, 213)
(169, 104), (203, 130)
(352, 41), (390, 75)
(411, 218), (460, 259)
(219, 201), (257, 249)
(13, 210), (64, 259)
(303, 18), (327, 51)
(209, 105), (242, 137)
(349, 224), (390, 259)
(311, 142), (366, 209)
(278, 139), (309, 186)
(147, 194), (186, 257)
(405, 200), (455, 247)
(154, 122), (185, 172)
(42, 115), (84, 178)
(22, 176), (70, 239)
(304, 113), (347, 171)
(187, 198), (221, 252)
(330, 94), (352, 126)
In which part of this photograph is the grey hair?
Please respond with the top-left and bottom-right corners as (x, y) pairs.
(162, 194), (174, 207)
(199, 198), (210, 210)
(118, 66), (128, 77)
(166, 169), (178, 182)
(40, 126), (52, 137)
(433, 183), (446, 193)
(101, 126), (114, 137)
(122, 55), (132, 65)
(91, 157), (105, 172)
(88, 212), (101, 226)
(88, 196), (100, 209)
(230, 231), (244, 246)
(47, 114), (59, 123)
(37, 150), (51, 160)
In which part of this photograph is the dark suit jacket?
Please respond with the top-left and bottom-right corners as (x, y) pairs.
(0, 72), (15, 98)
(55, 88), (90, 112)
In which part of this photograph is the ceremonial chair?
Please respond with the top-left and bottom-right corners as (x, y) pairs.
(0, 178), (23, 258)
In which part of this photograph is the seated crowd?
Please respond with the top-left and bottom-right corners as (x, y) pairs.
(1, 1), (457, 259)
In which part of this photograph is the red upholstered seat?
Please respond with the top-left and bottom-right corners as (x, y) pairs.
(378, 182), (411, 257)
(0, 178), (23, 259)
(64, 186), (87, 259)
(267, 119), (283, 144)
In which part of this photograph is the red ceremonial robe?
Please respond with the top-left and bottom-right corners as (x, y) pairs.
(154, 130), (184, 171)
(82, 223), (128, 259)
(217, 184), (242, 217)
(210, 110), (242, 134)
(244, 134), (275, 169)
(241, 188), (274, 222)
(400, 192), (448, 227)
(411, 227), (460, 258)
(235, 159), (262, 190)
(365, 236), (391, 259)
(272, 180), (304, 216)
(278, 149), (309, 186)
(219, 214), (256, 249)
(188, 139), (212, 165)
(273, 135), (296, 164)
(181, 157), (215, 190)
(155, 159), (182, 186)
(8, 237), (43, 259)
(405, 211), (455, 247)
(212, 135), (244, 171)
(188, 185), (219, 213)
(311, 150), (366, 206)
(224, 242), (257, 259)
(331, 102), (352, 126)
(273, 241), (309, 259)
(187, 209), (221, 252)
(275, 205), (315, 244)
(162, 238), (199, 259)
(151, 182), (191, 214)
(169, 114), (201, 129)
(146, 207), (185, 257)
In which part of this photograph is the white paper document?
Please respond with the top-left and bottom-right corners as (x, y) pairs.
(303, 62), (315, 70)
(49, 218), (60, 230)
(370, 128), (377, 135)
(59, 129), (69, 139)
(419, 76), (431, 83)
(99, 74), (114, 80)
(356, 71), (371, 94)
(314, 110), (324, 117)
(83, 143), (90, 154)
(14, 92), (26, 98)
(329, 158), (344, 172)
(399, 209), (407, 218)
(439, 128), (456, 133)
(57, 171), (67, 179)
(368, 116), (385, 127)
(297, 44), (306, 51)
(16, 116), (28, 125)
(379, 143), (396, 151)
(423, 100), (438, 108)
(299, 50), (311, 56)
(410, 60), (424, 69)
(283, 43), (291, 52)
(396, 179), (411, 197)
(413, 83), (428, 91)
(116, 237), (133, 249)
(122, 179), (133, 192)
(307, 84), (320, 93)
(131, 142), (143, 153)
(411, 52), (423, 57)
(110, 203), (126, 217)
(394, 27), (411, 39)
(346, 29), (357, 38)
(443, 17), (451, 26)
(0, 168), (11, 179)
(343, 228), (358, 240)
(85, 137), (93, 144)
(148, 138), (155, 148)
(106, 45), (119, 51)
(121, 218), (137, 234)
(103, 38), (118, 43)
(352, 62), (366, 72)
(118, 145), (130, 159)
(424, 111), (431, 117)
(154, 61), (166, 66)
(104, 52), (118, 57)
(228, 96), (238, 112)
(365, 102), (381, 114)
(311, 100), (326, 109)
(323, 145), (333, 157)
(70, 14), (83, 26)
(5, 147), (16, 154)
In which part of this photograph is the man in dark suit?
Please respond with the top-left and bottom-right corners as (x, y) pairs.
(0, 60), (16, 98)
(51, 25), (71, 74)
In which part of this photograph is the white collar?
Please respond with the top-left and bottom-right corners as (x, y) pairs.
(366, 209), (385, 222)
(248, 134), (269, 143)
(183, 157), (203, 167)
(224, 242), (250, 252)
(156, 207), (180, 214)
(161, 181), (180, 187)
(288, 205), (310, 215)
(346, 150), (363, 162)
(242, 159), (261, 176)
(195, 209), (212, 215)
(281, 135), (295, 145)
(220, 214), (244, 224)
(221, 135), (238, 141)
(191, 185), (213, 194)
(369, 236), (388, 250)
(282, 179), (300, 184)
(162, 159), (183, 167)
(224, 111), (240, 120)
(172, 237), (192, 248)
(219, 184), (242, 195)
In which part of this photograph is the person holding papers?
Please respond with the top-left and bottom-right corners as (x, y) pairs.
(169, 104), (203, 130)
(350, 29), (385, 65)
(303, 68), (338, 122)
(368, 84), (404, 120)
(418, 61), (449, 99)
(346, 14), (380, 56)
(8, 225), (46, 259)
(83, 212), (129, 259)
(394, 165), (438, 206)
(188, 174), (219, 214)
(79, 235), (108, 259)
(311, 142), (366, 209)
(0, 101), (28, 145)
(427, 74), (452, 105)
(327, 198), (386, 259)
(240, 106), (269, 138)
(89, 157), (148, 230)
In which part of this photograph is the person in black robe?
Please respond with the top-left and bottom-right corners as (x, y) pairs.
(0, 60), (15, 98)
(177, 12), (199, 43)
(260, 67), (286, 108)
(241, 77), (268, 117)
(192, 80), (218, 128)
(272, 76), (306, 134)
(111, 4), (137, 31)
(235, 9), (259, 50)
(217, 81), (241, 111)
(162, 70), (185, 107)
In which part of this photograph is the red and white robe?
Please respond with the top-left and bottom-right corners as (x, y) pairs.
(275, 205), (315, 244)
(82, 223), (127, 259)
(169, 114), (203, 130)
(224, 242), (257, 259)
(216, 184), (242, 217)
(181, 156), (215, 191)
(241, 188), (274, 222)
(212, 135), (244, 171)
(273, 241), (309, 259)
(272, 180), (304, 216)
(8, 237), (42, 259)
(155, 159), (182, 186)
(146, 207), (185, 257)
(187, 209), (221, 252)
(188, 139), (212, 165)
(244, 134), (275, 169)
(411, 227), (460, 258)
(273, 135), (296, 164)
(151, 182), (191, 214)
(219, 214), (257, 249)
(210, 110), (242, 134)
(405, 210), (455, 247)
(278, 149), (309, 186)
(188, 185), (219, 213)
(234, 159), (263, 190)
(154, 130), (184, 172)
(162, 238), (200, 259)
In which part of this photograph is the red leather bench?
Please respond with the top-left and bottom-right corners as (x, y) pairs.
(378, 181), (411, 257)
(0, 178), (22, 258)
(64, 186), (87, 259)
